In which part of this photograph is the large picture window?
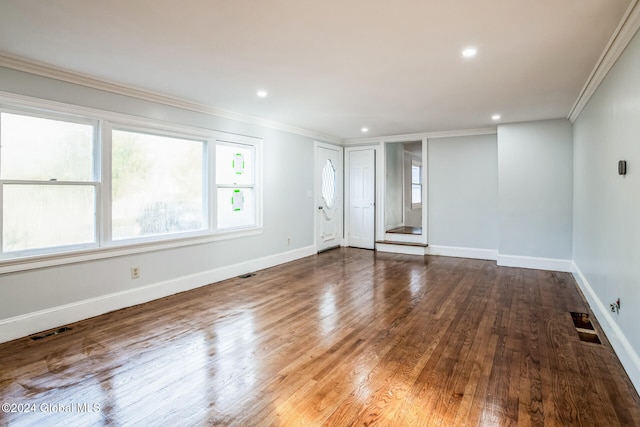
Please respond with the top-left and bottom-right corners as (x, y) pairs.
(0, 98), (263, 267)
(111, 129), (205, 240)
(0, 112), (97, 254)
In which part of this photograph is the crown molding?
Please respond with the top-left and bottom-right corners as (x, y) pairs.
(343, 127), (497, 146)
(569, 0), (640, 122)
(0, 53), (342, 145)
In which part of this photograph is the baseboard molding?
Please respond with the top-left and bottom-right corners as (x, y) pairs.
(497, 254), (573, 272)
(0, 245), (316, 344)
(426, 245), (498, 261)
(572, 262), (640, 394)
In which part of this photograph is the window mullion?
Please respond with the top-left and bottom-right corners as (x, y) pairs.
(209, 138), (217, 232)
(100, 120), (112, 246)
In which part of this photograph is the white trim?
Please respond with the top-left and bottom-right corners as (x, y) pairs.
(0, 54), (342, 145)
(343, 128), (497, 146)
(426, 245), (498, 261)
(376, 242), (428, 256)
(572, 262), (640, 394)
(497, 254), (573, 272)
(0, 245), (316, 344)
(569, 0), (640, 122)
(0, 228), (263, 274)
(0, 91), (258, 142)
(421, 138), (429, 244)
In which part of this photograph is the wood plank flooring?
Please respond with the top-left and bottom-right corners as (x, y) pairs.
(386, 226), (422, 235)
(1, 248), (639, 426)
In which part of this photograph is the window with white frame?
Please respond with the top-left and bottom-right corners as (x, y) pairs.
(411, 159), (422, 208)
(215, 141), (256, 229)
(0, 98), (263, 265)
(111, 129), (206, 240)
(0, 111), (98, 254)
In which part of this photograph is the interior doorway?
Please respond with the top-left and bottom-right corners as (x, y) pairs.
(383, 139), (427, 245)
(346, 148), (375, 249)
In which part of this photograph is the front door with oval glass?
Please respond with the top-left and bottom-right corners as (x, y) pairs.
(316, 144), (343, 252)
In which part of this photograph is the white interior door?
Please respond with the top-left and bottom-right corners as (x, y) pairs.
(316, 143), (343, 252)
(348, 149), (375, 249)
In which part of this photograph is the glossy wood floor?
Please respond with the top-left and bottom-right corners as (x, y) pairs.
(1, 249), (640, 426)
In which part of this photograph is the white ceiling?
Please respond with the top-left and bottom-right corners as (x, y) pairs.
(0, 0), (632, 140)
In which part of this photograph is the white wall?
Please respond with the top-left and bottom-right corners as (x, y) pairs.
(427, 134), (498, 251)
(0, 67), (320, 341)
(497, 119), (573, 268)
(403, 151), (421, 227)
(572, 27), (640, 390)
(384, 143), (403, 230)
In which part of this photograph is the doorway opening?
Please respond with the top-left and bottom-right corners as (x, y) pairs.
(384, 140), (425, 243)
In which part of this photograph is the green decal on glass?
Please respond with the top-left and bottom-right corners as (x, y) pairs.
(232, 189), (244, 211)
(234, 153), (245, 175)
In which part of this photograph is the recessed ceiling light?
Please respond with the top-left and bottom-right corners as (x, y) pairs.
(257, 90), (268, 98)
(462, 47), (477, 58)
(492, 114), (501, 120)
(361, 127), (369, 133)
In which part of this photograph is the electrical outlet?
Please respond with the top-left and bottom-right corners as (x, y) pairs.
(131, 266), (140, 279)
(610, 298), (621, 313)
(287, 237), (291, 246)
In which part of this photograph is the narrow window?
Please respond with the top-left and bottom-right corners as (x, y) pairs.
(411, 160), (422, 208)
(0, 112), (97, 254)
(216, 142), (256, 229)
(111, 129), (205, 240)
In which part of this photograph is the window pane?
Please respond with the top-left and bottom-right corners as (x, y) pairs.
(411, 165), (421, 184)
(1, 112), (94, 181)
(217, 188), (255, 229)
(3, 184), (96, 252)
(322, 159), (337, 209)
(412, 184), (422, 204)
(112, 130), (205, 240)
(216, 144), (254, 185)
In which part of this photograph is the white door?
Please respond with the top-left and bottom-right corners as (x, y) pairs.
(316, 143), (343, 252)
(348, 149), (375, 249)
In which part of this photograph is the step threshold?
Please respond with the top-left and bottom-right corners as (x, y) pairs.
(376, 241), (428, 247)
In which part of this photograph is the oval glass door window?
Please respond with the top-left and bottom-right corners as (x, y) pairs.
(322, 159), (336, 208)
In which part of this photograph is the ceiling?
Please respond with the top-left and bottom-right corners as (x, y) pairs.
(0, 0), (633, 140)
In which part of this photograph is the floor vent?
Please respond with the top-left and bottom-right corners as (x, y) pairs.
(238, 273), (256, 279)
(570, 312), (601, 344)
(30, 327), (72, 341)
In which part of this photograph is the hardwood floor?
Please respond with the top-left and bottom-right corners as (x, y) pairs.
(1, 248), (639, 426)
(386, 226), (422, 235)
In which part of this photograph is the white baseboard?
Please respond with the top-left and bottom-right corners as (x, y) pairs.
(426, 245), (498, 261)
(376, 243), (428, 256)
(497, 254), (573, 272)
(0, 245), (316, 344)
(572, 263), (640, 394)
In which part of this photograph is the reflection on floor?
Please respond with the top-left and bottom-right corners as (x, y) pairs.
(387, 226), (422, 235)
(1, 248), (639, 425)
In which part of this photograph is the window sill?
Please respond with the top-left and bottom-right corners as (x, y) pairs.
(0, 227), (263, 274)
